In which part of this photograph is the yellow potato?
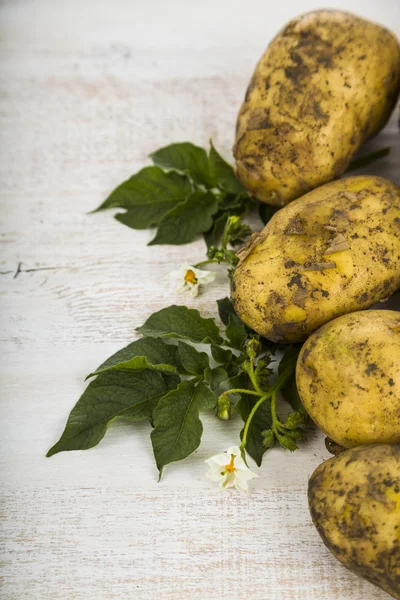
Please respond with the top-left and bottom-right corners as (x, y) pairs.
(296, 310), (400, 447)
(308, 444), (400, 598)
(234, 10), (400, 206)
(232, 175), (400, 343)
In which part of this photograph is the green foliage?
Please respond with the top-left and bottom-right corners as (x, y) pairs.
(136, 305), (223, 345)
(149, 190), (219, 245)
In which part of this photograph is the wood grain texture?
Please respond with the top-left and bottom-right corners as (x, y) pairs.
(0, 1), (399, 599)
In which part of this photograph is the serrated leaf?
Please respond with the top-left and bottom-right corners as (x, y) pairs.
(150, 142), (215, 188)
(94, 166), (192, 229)
(208, 141), (247, 195)
(149, 190), (219, 245)
(177, 341), (209, 375)
(137, 305), (223, 345)
(203, 212), (228, 249)
(226, 314), (247, 350)
(47, 370), (170, 457)
(86, 355), (177, 380)
(151, 380), (206, 476)
(259, 203), (279, 226)
(210, 344), (233, 365)
(216, 297), (236, 326)
(87, 337), (180, 379)
(204, 366), (228, 391)
(235, 374), (272, 467)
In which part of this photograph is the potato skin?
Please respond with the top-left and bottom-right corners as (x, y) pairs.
(308, 445), (400, 598)
(234, 10), (400, 206)
(232, 175), (400, 343)
(296, 310), (400, 448)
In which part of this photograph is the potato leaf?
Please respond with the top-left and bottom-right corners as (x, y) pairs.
(216, 297), (236, 326)
(151, 380), (213, 477)
(177, 341), (209, 375)
(47, 370), (171, 457)
(137, 305), (223, 345)
(85, 355), (177, 380)
(148, 190), (219, 245)
(203, 212), (228, 249)
(150, 142), (216, 188)
(208, 141), (247, 195)
(204, 366), (228, 391)
(226, 313), (247, 350)
(87, 337), (179, 374)
(93, 166), (192, 229)
(210, 344), (233, 365)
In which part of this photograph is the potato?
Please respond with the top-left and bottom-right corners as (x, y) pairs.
(296, 310), (400, 448)
(232, 175), (400, 343)
(234, 10), (400, 206)
(308, 444), (400, 598)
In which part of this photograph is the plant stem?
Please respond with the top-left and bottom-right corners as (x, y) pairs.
(247, 360), (263, 395)
(240, 392), (271, 451)
(193, 259), (220, 268)
(239, 361), (296, 452)
(219, 388), (261, 400)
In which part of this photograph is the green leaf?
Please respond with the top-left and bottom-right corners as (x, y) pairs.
(47, 370), (169, 457)
(87, 337), (180, 378)
(86, 355), (177, 380)
(151, 380), (206, 476)
(259, 203), (279, 225)
(208, 141), (247, 195)
(236, 374), (272, 467)
(226, 314), (247, 350)
(278, 345), (301, 376)
(177, 341), (209, 375)
(198, 381), (218, 410)
(210, 344), (233, 365)
(94, 166), (192, 229)
(345, 147), (391, 173)
(203, 212), (228, 249)
(137, 305), (223, 345)
(204, 366), (228, 391)
(216, 297), (236, 326)
(150, 142), (215, 188)
(149, 190), (219, 245)
(281, 372), (307, 415)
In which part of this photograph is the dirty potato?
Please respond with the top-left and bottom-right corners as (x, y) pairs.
(296, 310), (400, 448)
(308, 444), (400, 598)
(232, 175), (400, 343)
(234, 10), (400, 206)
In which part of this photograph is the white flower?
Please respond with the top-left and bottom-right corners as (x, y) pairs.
(168, 263), (216, 297)
(205, 446), (259, 492)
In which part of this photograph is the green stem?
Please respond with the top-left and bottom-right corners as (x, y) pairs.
(219, 388), (261, 400)
(193, 259), (220, 268)
(239, 361), (296, 452)
(240, 392), (270, 451)
(247, 360), (263, 395)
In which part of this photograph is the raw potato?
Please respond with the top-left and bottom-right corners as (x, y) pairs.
(296, 310), (400, 448)
(234, 10), (400, 206)
(232, 175), (400, 343)
(308, 445), (400, 599)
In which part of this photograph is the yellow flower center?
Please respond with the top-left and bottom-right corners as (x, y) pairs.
(225, 454), (236, 473)
(184, 269), (198, 285)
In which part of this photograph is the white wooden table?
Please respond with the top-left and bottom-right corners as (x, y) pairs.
(1, 1), (399, 598)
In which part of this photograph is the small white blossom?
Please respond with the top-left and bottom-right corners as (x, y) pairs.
(205, 446), (258, 492)
(168, 263), (216, 297)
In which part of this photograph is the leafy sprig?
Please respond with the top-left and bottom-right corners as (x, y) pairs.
(94, 141), (254, 254)
(47, 300), (308, 477)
